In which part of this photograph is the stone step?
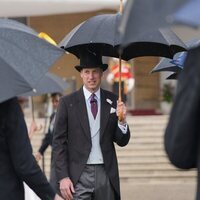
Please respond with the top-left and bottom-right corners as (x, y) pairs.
(129, 126), (166, 131)
(118, 163), (180, 170)
(119, 171), (196, 178)
(120, 177), (196, 184)
(128, 138), (163, 144)
(116, 144), (164, 151)
(117, 157), (170, 164)
(116, 150), (166, 157)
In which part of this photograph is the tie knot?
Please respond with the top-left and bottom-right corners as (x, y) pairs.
(90, 93), (98, 119)
(90, 93), (97, 103)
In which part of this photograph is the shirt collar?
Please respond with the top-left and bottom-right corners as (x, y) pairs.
(83, 86), (100, 101)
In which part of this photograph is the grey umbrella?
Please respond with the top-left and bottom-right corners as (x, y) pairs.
(151, 52), (185, 73)
(169, 0), (200, 28)
(22, 72), (68, 121)
(0, 19), (64, 103)
(119, 0), (190, 47)
(22, 72), (68, 96)
(151, 57), (182, 73)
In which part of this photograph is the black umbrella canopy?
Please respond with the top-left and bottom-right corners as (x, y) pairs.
(60, 13), (122, 59)
(151, 38), (200, 74)
(166, 72), (179, 80)
(121, 28), (187, 59)
(120, 0), (190, 47)
(22, 72), (68, 96)
(0, 19), (65, 103)
(60, 13), (186, 60)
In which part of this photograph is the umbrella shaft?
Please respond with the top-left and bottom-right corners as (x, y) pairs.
(118, 57), (122, 102)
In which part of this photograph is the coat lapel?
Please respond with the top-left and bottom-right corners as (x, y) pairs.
(100, 89), (111, 137)
(75, 88), (91, 141)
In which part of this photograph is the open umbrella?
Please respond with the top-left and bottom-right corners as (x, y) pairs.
(151, 37), (200, 74)
(60, 13), (186, 60)
(168, 0), (200, 28)
(22, 72), (68, 96)
(151, 57), (183, 73)
(0, 19), (65, 103)
(60, 10), (186, 121)
(151, 52), (186, 73)
(119, 0), (190, 47)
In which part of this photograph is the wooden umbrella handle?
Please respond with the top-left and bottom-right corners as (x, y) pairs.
(118, 0), (124, 122)
(31, 96), (35, 122)
(118, 56), (123, 122)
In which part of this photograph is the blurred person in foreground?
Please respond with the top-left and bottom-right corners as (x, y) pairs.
(0, 97), (63, 200)
(53, 50), (130, 200)
(35, 93), (62, 190)
(165, 46), (200, 200)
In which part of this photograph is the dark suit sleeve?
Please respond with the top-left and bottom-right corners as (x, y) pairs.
(38, 131), (52, 155)
(52, 97), (69, 182)
(114, 126), (130, 147)
(6, 98), (55, 200)
(165, 50), (200, 169)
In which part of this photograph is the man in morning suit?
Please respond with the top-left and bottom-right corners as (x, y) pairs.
(35, 93), (62, 190)
(53, 50), (130, 200)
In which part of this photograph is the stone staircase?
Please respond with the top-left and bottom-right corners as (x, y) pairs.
(117, 115), (196, 184)
(28, 115), (196, 184)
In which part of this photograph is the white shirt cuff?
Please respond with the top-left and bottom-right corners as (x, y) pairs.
(118, 122), (128, 134)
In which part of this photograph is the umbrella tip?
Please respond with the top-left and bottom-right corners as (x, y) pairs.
(38, 32), (57, 46)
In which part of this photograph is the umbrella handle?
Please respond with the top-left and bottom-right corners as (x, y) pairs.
(31, 97), (35, 121)
(118, 56), (123, 122)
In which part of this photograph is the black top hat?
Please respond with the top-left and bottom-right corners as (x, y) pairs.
(75, 50), (108, 72)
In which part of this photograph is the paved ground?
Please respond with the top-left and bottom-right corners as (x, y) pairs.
(121, 182), (196, 200)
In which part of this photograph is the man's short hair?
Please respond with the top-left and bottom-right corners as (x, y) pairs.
(51, 92), (62, 98)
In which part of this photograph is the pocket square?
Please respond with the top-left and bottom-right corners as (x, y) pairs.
(110, 107), (116, 114)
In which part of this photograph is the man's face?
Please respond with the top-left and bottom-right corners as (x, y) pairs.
(80, 68), (103, 93)
(52, 95), (60, 110)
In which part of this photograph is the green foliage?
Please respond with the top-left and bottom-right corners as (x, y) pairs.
(162, 83), (174, 103)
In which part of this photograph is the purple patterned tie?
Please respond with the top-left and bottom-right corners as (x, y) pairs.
(90, 93), (98, 119)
